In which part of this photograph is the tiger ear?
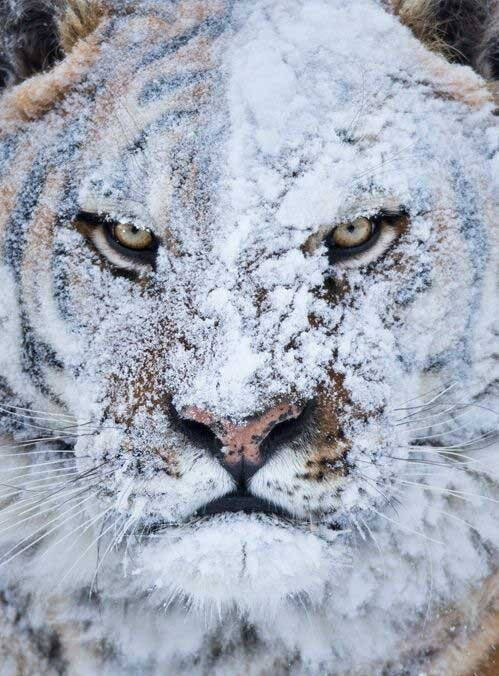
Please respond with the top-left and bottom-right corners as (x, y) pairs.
(390, 0), (499, 80)
(0, 0), (104, 90)
(0, 0), (62, 88)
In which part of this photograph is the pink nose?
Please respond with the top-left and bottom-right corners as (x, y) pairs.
(180, 402), (305, 483)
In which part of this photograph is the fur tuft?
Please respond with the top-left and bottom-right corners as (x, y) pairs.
(57, 0), (106, 54)
(391, 0), (499, 79)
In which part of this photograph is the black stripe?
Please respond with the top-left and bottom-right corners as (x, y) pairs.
(451, 162), (487, 364)
(138, 69), (210, 105)
(52, 182), (81, 326)
(2, 149), (55, 399)
(0, 133), (20, 181)
(422, 163), (487, 376)
(139, 13), (228, 68)
(3, 153), (48, 281)
(394, 254), (432, 307)
(19, 308), (64, 396)
(150, 107), (199, 132)
(3, 124), (82, 402)
(124, 109), (199, 156)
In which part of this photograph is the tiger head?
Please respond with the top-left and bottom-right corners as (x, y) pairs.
(0, 0), (497, 623)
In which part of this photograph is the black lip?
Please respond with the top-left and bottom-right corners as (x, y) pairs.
(195, 491), (292, 519)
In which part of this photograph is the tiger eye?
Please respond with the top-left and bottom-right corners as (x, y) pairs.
(114, 223), (154, 250)
(332, 217), (373, 248)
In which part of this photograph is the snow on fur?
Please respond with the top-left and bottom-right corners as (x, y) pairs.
(0, 0), (497, 674)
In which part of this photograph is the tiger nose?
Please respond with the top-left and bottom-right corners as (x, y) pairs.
(176, 402), (307, 484)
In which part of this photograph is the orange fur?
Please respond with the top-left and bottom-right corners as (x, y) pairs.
(57, 0), (107, 54)
(0, 35), (100, 128)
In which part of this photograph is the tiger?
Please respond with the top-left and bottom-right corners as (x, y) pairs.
(0, 0), (497, 674)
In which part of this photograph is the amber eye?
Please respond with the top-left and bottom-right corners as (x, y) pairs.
(332, 217), (373, 248)
(324, 215), (382, 262)
(75, 211), (158, 268)
(113, 223), (154, 251)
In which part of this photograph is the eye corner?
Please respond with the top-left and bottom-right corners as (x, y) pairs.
(74, 210), (107, 229)
(372, 206), (408, 225)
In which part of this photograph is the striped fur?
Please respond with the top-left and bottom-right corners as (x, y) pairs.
(0, 1), (498, 674)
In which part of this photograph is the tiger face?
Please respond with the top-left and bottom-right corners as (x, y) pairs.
(0, 0), (497, 636)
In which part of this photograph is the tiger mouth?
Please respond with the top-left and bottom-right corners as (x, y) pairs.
(194, 490), (293, 519)
(142, 491), (296, 535)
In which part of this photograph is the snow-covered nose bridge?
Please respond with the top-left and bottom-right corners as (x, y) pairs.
(181, 402), (305, 482)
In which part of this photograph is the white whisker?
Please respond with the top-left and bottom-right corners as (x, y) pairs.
(359, 517), (386, 566)
(406, 432), (497, 450)
(370, 507), (443, 545)
(91, 513), (131, 592)
(0, 468), (86, 492)
(0, 406), (76, 426)
(0, 404), (76, 420)
(0, 458), (78, 473)
(393, 382), (459, 411)
(431, 508), (477, 531)
(0, 483), (94, 527)
(0, 464), (80, 480)
(0, 434), (91, 450)
(410, 424), (489, 443)
(392, 403), (462, 426)
(402, 408), (475, 434)
(57, 506), (118, 587)
(392, 479), (499, 504)
(0, 449), (79, 458)
(0, 487), (92, 537)
(0, 465), (105, 498)
(406, 449), (484, 463)
(0, 491), (99, 568)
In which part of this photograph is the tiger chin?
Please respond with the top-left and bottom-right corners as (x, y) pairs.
(0, 0), (498, 674)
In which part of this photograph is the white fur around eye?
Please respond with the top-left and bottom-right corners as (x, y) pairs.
(89, 227), (152, 273)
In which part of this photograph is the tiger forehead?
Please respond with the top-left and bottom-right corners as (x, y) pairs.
(79, 7), (411, 242)
(75, 0), (490, 255)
